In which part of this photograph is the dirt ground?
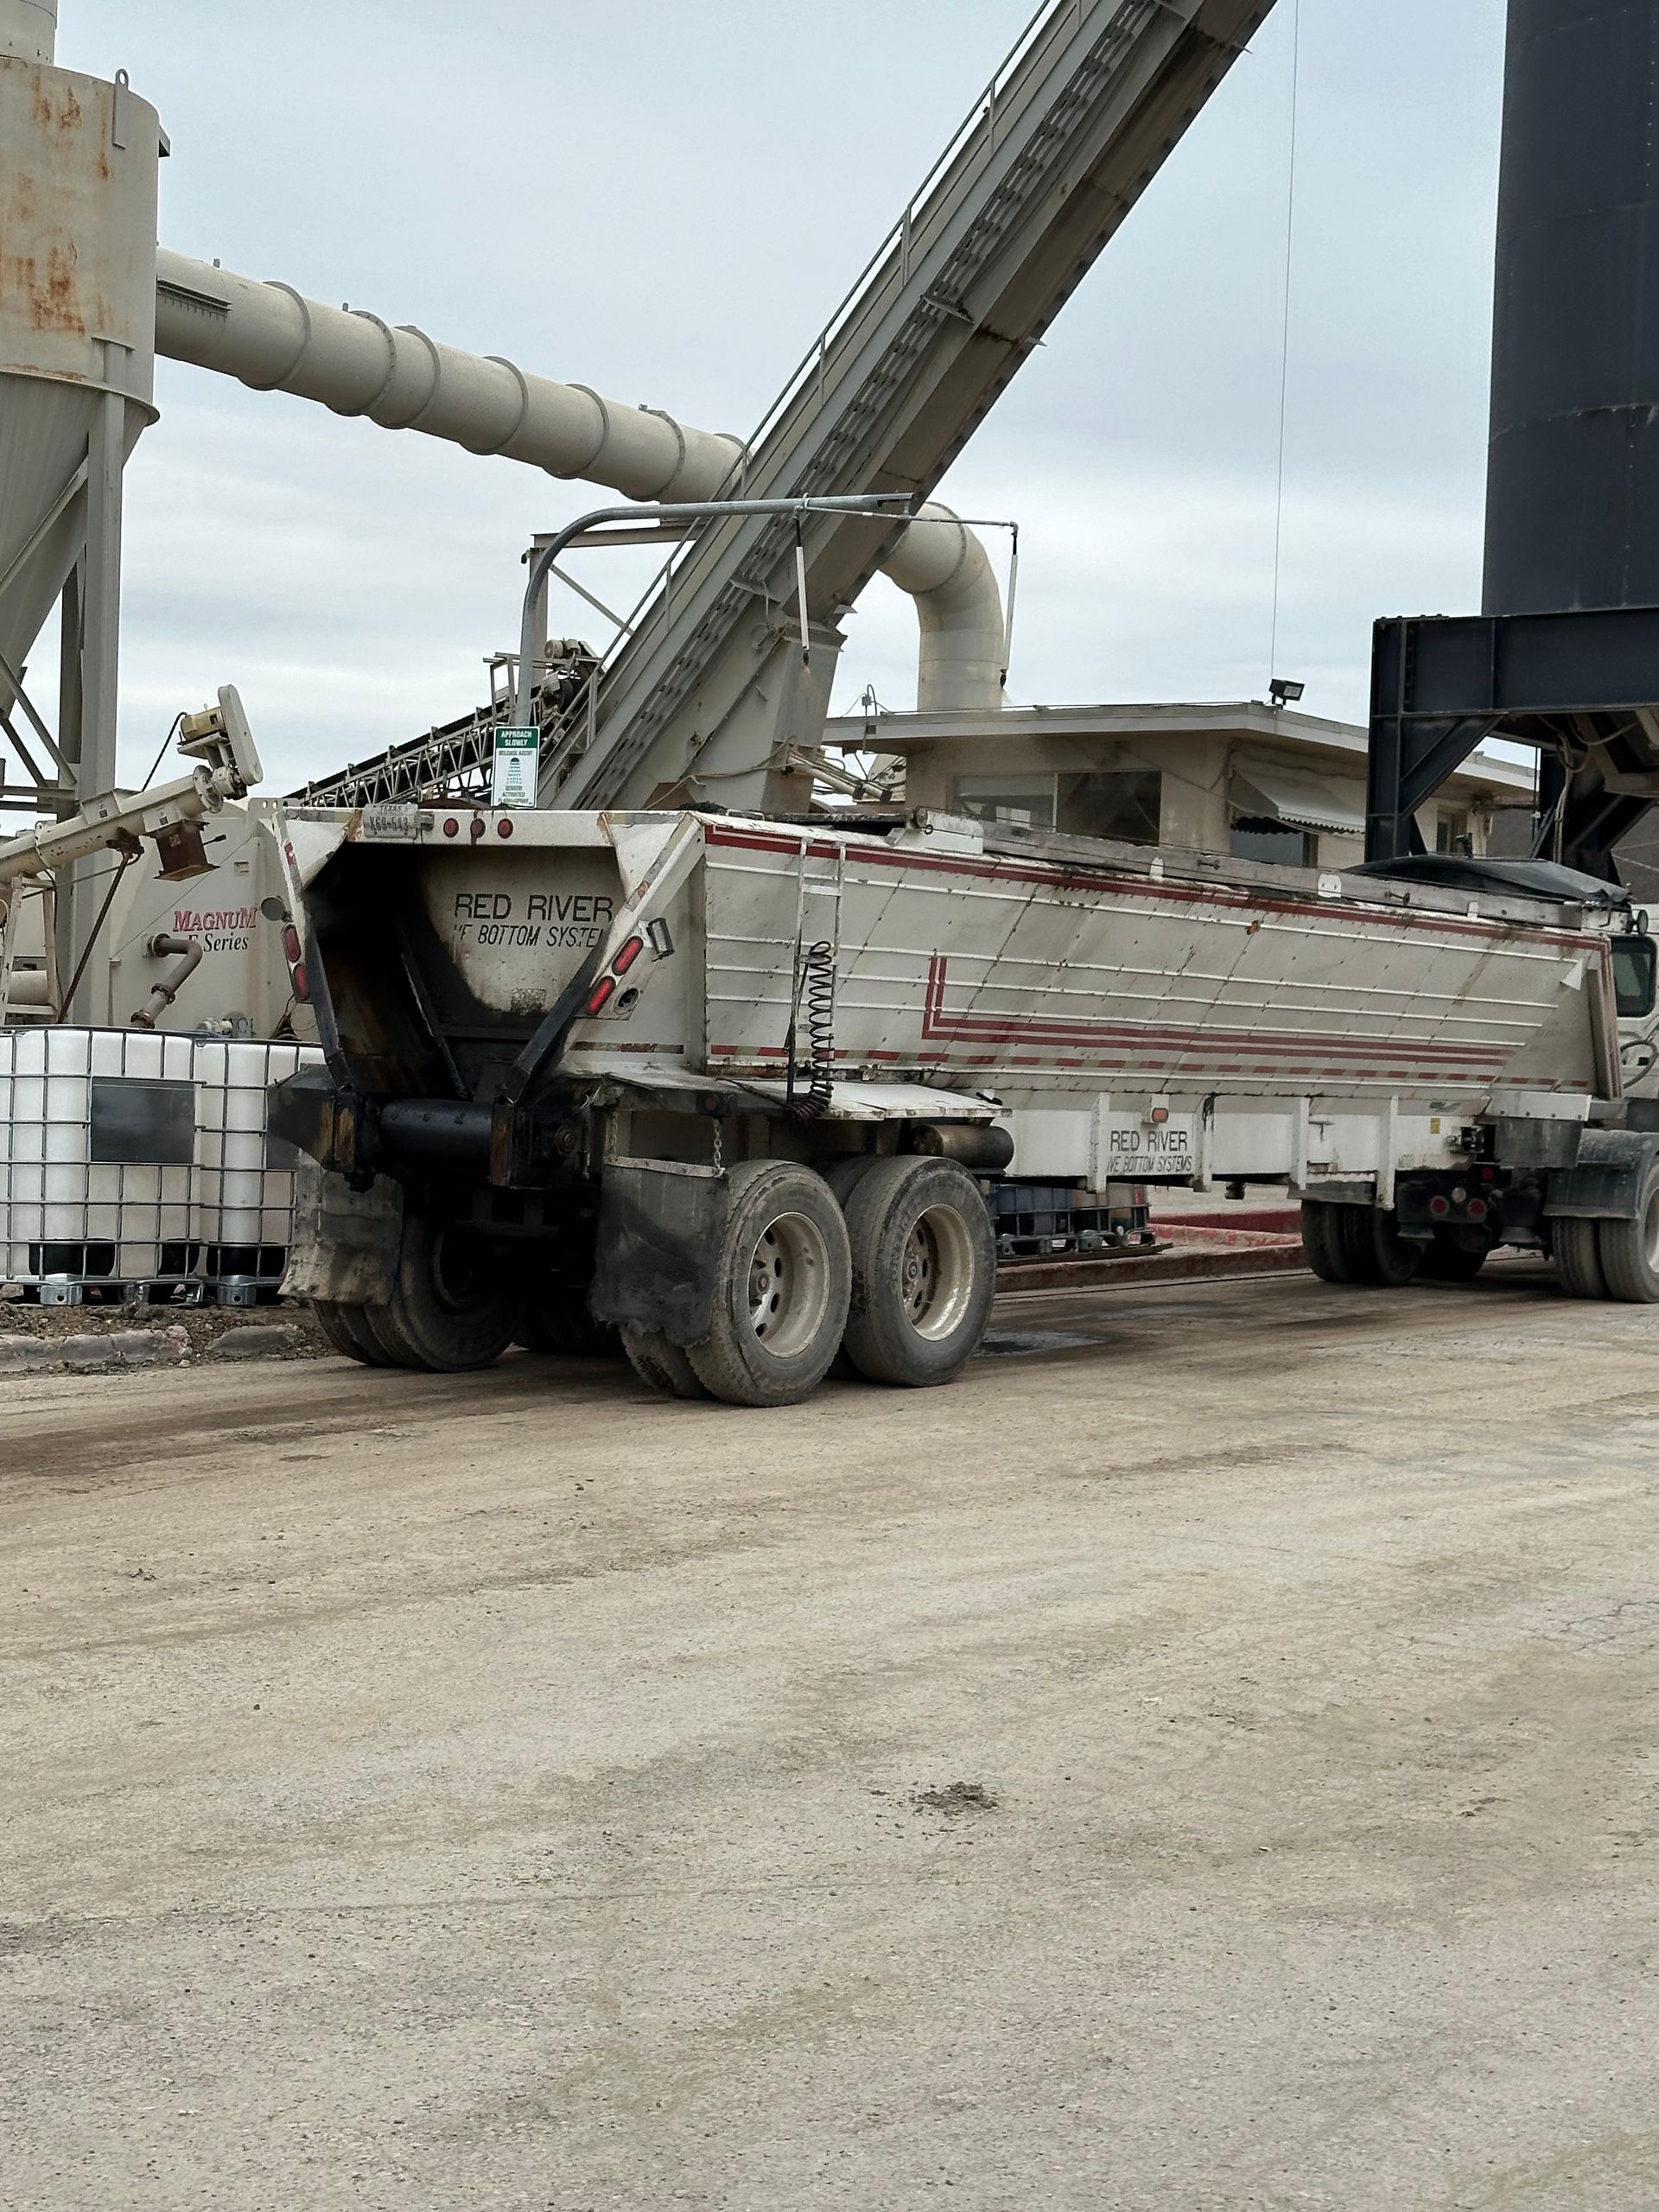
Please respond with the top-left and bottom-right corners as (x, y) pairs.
(5, 1258), (1659, 2209)
(0, 1294), (327, 1358)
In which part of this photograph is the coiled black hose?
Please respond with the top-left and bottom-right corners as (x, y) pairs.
(787, 939), (836, 1120)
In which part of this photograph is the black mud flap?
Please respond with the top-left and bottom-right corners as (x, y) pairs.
(282, 1160), (404, 1306)
(588, 1166), (727, 1346)
(1544, 1130), (1659, 1219)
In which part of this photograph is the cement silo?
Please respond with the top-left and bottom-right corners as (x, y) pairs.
(0, 0), (162, 995)
(1369, 0), (1659, 874)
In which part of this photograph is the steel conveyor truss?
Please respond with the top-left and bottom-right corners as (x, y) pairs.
(563, 0), (1277, 811)
(290, 0), (1276, 816)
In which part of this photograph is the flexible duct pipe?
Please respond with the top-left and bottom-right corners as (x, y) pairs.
(155, 250), (747, 503)
(154, 251), (1005, 709)
(881, 503), (1006, 712)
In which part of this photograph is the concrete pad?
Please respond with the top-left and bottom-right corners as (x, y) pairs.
(3, 1261), (1658, 2208)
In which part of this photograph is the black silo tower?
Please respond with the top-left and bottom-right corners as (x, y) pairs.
(1485, 0), (1659, 619)
(1367, 0), (1659, 875)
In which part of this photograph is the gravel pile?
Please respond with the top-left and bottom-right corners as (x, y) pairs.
(0, 1296), (328, 1374)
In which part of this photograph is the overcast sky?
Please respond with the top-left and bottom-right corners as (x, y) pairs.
(54, 0), (1508, 793)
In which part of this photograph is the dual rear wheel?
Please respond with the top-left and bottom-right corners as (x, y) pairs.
(1301, 1198), (1429, 1287)
(1301, 1200), (1495, 1288)
(621, 1154), (997, 1409)
(1553, 1159), (1659, 1302)
(1303, 1179), (1659, 1304)
(315, 1154), (1001, 1407)
(312, 1210), (616, 1375)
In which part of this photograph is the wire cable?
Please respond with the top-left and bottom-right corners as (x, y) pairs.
(138, 713), (183, 793)
(1268, 0), (1303, 693)
(54, 849), (136, 1016)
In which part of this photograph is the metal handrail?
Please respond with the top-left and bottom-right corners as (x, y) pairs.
(512, 494), (912, 729)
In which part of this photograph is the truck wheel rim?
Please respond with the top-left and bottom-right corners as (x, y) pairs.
(900, 1204), (976, 1341)
(746, 1211), (830, 1358)
(1646, 1187), (1659, 1272)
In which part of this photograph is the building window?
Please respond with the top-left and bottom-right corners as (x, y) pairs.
(950, 773), (1056, 830)
(1230, 817), (1313, 867)
(1436, 810), (1471, 855)
(1058, 771), (1162, 844)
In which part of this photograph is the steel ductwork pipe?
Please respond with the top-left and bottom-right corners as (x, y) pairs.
(154, 251), (1005, 710)
(155, 249), (747, 503)
(880, 503), (1006, 711)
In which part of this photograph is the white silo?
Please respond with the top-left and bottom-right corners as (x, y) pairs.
(0, 0), (162, 1002)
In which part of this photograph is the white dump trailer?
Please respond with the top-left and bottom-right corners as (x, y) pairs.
(270, 801), (1659, 1406)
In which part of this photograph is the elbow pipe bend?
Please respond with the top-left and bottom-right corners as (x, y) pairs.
(130, 932), (204, 1029)
(879, 503), (1006, 714)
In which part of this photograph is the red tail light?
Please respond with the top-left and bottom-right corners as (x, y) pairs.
(613, 934), (644, 975)
(282, 924), (302, 964)
(585, 975), (616, 1016)
(291, 963), (309, 1002)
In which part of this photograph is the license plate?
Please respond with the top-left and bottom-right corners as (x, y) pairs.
(361, 802), (421, 841)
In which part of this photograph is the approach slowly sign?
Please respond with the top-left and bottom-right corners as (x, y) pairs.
(491, 727), (540, 808)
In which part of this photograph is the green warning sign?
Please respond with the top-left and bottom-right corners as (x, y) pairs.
(491, 727), (540, 809)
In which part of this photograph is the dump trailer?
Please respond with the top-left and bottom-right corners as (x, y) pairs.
(270, 801), (1659, 1406)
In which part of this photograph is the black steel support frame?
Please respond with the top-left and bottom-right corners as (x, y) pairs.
(1365, 605), (1659, 876)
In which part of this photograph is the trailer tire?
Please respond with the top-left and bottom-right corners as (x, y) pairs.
(1338, 1205), (1421, 1287)
(1592, 1160), (1659, 1301)
(840, 1155), (996, 1389)
(683, 1160), (851, 1408)
(374, 1208), (517, 1371)
(312, 1298), (369, 1362)
(356, 1302), (416, 1364)
(1300, 1201), (1352, 1283)
(821, 1155), (881, 1378)
(823, 1155), (881, 1207)
(517, 1288), (623, 1360)
(620, 1326), (710, 1399)
(1551, 1214), (1609, 1300)
(1416, 1230), (1491, 1282)
(312, 1297), (395, 1365)
(342, 1304), (400, 1363)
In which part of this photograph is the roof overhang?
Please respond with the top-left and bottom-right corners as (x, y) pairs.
(1232, 762), (1365, 836)
(823, 700), (1538, 795)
